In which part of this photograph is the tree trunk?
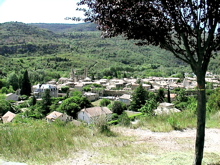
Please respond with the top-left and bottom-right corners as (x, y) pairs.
(194, 73), (206, 165)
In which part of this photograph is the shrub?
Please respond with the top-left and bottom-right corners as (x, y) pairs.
(100, 98), (111, 106)
(118, 112), (131, 127)
(61, 86), (69, 93)
(111, 101), (126, 115)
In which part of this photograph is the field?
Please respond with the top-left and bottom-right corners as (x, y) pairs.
(0, 111), (220, 165)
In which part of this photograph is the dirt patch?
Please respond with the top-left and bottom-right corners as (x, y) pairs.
(54, 128), (220, 165)
(113, 127), (220, 153)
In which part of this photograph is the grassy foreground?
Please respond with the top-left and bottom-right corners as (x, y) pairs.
(0, 111), (219, 165)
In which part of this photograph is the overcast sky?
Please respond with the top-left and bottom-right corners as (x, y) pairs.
(0, 0), (85, 24)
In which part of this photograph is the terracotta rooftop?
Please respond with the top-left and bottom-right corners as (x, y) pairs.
(2, 111), (16, 123)
(46, 111), (63, 119)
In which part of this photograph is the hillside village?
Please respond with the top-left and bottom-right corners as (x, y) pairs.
(2, 69), (220, 125)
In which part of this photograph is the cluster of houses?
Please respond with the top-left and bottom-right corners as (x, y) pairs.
(1, 107), (113, 125)
(1, 71), (220, 124)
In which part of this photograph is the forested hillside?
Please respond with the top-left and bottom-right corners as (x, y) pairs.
(0, 22), (219, 84)
(30, 22), (97, 33)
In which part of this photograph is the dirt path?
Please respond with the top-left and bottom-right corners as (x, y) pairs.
(115, 127), (220, 153)
(54, 128), (220, 165)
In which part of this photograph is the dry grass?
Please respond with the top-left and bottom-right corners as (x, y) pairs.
(0, 111), (219, 165)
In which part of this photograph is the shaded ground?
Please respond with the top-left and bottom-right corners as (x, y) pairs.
(54, 128), (220, 165)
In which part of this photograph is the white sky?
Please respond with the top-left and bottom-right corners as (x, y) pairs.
(0, 0), (85, 23)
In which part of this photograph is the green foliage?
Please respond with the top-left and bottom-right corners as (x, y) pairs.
(0, 95), (15, 116)
(7, 72), (19, 91)
(111, 101), (126, 115)
(61, 86), (69, 93)
(0, 120), (93, 164)
(176, 88), (188, 102)
(118, 112), (131, 127)
(0, 78), (8, 89)
(99, 98), (111, 106)
(57, 96), (92, 118)
(207, 88), (220, 113)
(41, 89), (52, 115)
(69, 90), (83, 97)
(20, 70), (32, 96)
(167, 116), (181, 130)
(0, 22), (193, 82)
(29, 96), (37, 106)
(57, 98), (80, 118)
(0, 87), (8, 94)
(129, 84), (149, 111)
(174, 88), (189, 110)
(83, 86), (91, 92)
(139, 92), (158, 116)
(156, 88), (165, 103)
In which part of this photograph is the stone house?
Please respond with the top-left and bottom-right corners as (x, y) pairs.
(46, 111), (72, 123)
(2, 111), (16, 123)
(78, 107), (112, 124)
(118, 94), (132, 105)
(33, 84), (58, 98)
(84, 92), (99, 101)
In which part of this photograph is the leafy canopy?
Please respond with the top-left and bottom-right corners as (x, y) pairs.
(76, 0), (220, 76)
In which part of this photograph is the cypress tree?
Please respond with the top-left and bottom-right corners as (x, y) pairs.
(20, 70), (32, 96)
(41, 89), (51, 115)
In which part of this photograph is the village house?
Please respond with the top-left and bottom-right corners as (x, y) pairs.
(182, 78), (197, 89)
(118, 94), (132, 105)
(32, 84), (58, 98)
(84, 92), (99, 101)
(78, 107), (112, 124)
(74, 82), (84, 91)
(2, 111), (16, 123)
(46, 111), (72, 123)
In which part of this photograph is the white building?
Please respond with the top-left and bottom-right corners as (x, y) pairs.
(119, 94), (132, 105)
(33, 84), (58, 98)
(78, 107), (112, 124)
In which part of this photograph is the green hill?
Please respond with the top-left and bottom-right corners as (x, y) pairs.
(30, 22), (98, 33)
(0, 22), (197, 83)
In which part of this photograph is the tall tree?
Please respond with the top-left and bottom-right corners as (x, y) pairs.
(20, 70), (32, 96)
(7, 72), (19, 91)
(129, 84), (148, 111)
(41, 89), (52, 115)
(156, 88), (165, 103)
(74, 0), (220, 164)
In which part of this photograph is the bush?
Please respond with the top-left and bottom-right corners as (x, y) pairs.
(118, 112), (131, 127)
(207, 88), (220, 113)
(100, 98), (111, 106)
(111, 101), (126, 115)
(61, 86), (69, 93)
(167, 116), (181, 130)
